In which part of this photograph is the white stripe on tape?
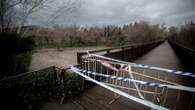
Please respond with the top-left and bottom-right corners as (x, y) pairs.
(70, 67), (195, 92)
(69, 66), (169, 110)
(88, 54), (195, 78)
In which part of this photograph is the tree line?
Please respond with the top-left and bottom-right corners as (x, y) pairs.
(0, 0), (80, 77)
(29, 21), (166, 48)
(168, 21), (195, 49)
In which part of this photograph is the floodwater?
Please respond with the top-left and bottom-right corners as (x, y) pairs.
(30, 46), (108, 71)
(30, 42), (184, 72)
(40, 41), (194, 110)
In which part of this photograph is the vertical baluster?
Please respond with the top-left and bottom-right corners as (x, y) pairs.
(114, 64), (117, 98)
(153, 72), (159, 103)
(162, 87), (168, 107)
(173, 90), (180, 110)
(100, 58), (102, 81)
(162, 71), (169, 107)
(152, 87), (158, 103)
(106, 67), (109, 83)
(82, 57), (86, 90)
(92, 56), (94, 79)
(94, 56), (96, 80)
(188, 92), (194, 110)
(87, 57), (90, 76)
(140, 69), (146, 98)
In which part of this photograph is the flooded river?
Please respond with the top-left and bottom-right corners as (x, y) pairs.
(31, 42), (190, 72)
(30, 46), (108, 71)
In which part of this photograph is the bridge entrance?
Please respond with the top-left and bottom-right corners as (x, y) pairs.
(40, 41), (195, 110)
(68, 52), (195, 110)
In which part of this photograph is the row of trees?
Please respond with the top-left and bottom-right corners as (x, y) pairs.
(30, 21), (166, 48)
(169, 21), (195, 49)
(0, 0), (47, 33)
(0, 32), (34, 78)
(0, 0), (81, 77)
(0, 0), (81, 34)
(0, 0), (46, 77)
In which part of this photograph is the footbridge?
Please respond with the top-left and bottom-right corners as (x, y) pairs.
(1, 40), (195, 110)
(68, 40), (195, 110)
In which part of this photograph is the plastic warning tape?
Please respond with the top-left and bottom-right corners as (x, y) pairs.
(69, 66), (169, 110)
(70, 66), (195, 92)
(85, 54), (195, 78)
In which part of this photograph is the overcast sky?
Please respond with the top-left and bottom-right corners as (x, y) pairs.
(29, 0), (195, 27)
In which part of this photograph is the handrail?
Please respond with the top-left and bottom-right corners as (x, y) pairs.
(78, 40), (164, 54)
(77, 40), (164, 64)
(0, 66), (56, 82)
(168, 40), (195, 53)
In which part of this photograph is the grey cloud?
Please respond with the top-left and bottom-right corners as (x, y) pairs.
(29, 0), (195, 27)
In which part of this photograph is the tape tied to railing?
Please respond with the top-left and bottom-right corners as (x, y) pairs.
(69, 66), (169, 110)
(69, 67), (195, 92)
(85, 53), (195, 78)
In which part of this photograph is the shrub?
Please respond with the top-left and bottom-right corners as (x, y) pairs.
(0, 32), (34, 77)
(14, 52), (32, 74)
(0, 67), (83, 110)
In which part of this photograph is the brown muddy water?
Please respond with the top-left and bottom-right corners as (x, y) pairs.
(30, 46), (108, 71)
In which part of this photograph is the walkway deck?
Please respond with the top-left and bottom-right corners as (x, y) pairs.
(41, 42), (193, 110)
(133, 41), (183, 70)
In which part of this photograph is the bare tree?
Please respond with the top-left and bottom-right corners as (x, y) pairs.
(32, 0), (82, 36)
(0, 0), (48, 33)
(0, 0), (22, 32)
(16, 0), (47, 34)
(46, 0), (82, 25)
(0, 0), (82, 34)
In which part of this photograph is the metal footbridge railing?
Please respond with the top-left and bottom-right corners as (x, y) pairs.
(68, 52), (195, 110)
